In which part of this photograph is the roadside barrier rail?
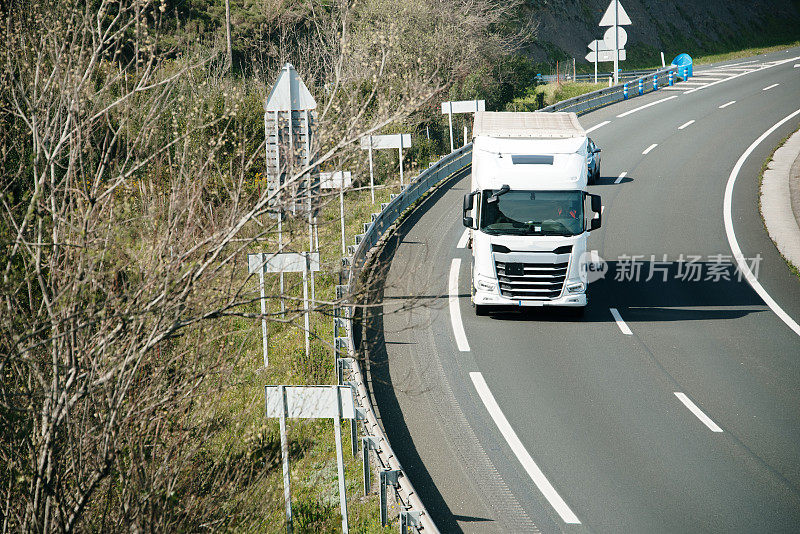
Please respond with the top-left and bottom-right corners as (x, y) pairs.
(536, 68), (661, 83)
(539, 65), (680, 115)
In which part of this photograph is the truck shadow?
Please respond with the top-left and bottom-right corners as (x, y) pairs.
(488, 260), (766, 323)
(591, 174), (634, 186)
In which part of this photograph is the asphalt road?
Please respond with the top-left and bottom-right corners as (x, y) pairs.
(367, 47), (800, 533)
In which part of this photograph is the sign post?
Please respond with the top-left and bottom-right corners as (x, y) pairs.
(264, 64), (319, 313)
(598, 0), (632, 85)
(441, 100), (485, 153)
(360, 134), (412, 195)
(249, 252), (321, 362)
(266, 385), (359, 534)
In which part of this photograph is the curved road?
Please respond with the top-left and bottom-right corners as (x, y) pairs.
(367, 47), (800, 532)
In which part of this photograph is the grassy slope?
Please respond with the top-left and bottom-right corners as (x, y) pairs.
(204, 182), (401, 532)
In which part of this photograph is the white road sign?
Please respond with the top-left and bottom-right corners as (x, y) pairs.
(588, 39), (612, 51)
(586, 49), (626, 63)
(599, 0), (631, 26)
(360, 134), (411, 150)
(603, 26), (628, 49)
(266, 385), (356, 419)
(440, 100), (486, 114)
(320, 171), (352, 189)
(248, 252), (320, 274)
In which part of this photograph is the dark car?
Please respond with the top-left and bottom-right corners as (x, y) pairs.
(587, 137), (601, 184)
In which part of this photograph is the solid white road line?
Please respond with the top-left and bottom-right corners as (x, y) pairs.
(678, 120), (695, 130)
(674, 392), (724, 432)
(642, 143), (658, 155)
(609, 308), (633, 335)
(616, 96), (678, 118)
(763, 83), (780, 91)
(470, 372), (581, 524)
(448, 259), (471, 351)
(724, 107), (800, 338)
(585, 120), (611, 133)
(447, 258), (469, 352)
(457, 229), (469, 249)
(614, 171), (627, 184)
(719, 100), (736, 109)
(686, 55), (800, 94)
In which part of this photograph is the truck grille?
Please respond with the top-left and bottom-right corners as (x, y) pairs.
(495, 260), (568, 299)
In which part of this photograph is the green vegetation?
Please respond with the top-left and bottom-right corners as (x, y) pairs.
(506, 82), (606, 111)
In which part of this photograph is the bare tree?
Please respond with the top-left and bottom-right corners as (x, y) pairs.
(0, 0), (526, 531)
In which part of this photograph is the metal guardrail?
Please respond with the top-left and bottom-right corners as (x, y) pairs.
(539, 65), (680, 115)
(340, 61), (684, 533)
(537, 68), (660, 83)
(339, 144), (473, 533)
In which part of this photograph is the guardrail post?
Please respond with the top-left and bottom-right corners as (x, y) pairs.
(668, 71), (673, 86)
(653, 73), (658, 90)
(361, 436), (379, 495)
(400, 511), (421, 533)
(380, 469), (400, 527)
(623, 82), (628, 99)
(638, 78), (643, 96)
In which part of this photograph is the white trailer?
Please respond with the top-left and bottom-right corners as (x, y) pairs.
(462, 112), (602, 316)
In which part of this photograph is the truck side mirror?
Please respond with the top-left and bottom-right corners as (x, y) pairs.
(590, 193), (601, 213)
(588, 193), (601, 231)
(463, 191), (478, 229)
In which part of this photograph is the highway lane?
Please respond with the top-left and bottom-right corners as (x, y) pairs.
(368, 47), (800, 532)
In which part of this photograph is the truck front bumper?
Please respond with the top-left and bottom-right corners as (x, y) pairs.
(473, 289), (586, 308)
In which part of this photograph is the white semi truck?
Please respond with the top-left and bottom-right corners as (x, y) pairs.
(462, 111), (602, 316)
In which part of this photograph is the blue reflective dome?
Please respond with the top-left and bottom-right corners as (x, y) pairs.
(671, 53), (693, 76)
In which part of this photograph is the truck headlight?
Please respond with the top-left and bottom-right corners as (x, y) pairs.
(476, 275), (496, 292)
(566, 281), (585, 294)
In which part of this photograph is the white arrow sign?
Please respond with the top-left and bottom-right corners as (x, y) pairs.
(586, 49), (626, 63)
(588, 39), (612, 51)
(603, 26), (627, 49)
(599, 0), (631, 26)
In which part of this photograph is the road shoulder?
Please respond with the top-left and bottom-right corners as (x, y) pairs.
(760, 127), (800, 273)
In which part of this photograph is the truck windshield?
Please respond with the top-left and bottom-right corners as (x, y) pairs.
(479, 190), (584, 236)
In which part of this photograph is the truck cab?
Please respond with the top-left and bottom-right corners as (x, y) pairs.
(462, 112), (602, 315)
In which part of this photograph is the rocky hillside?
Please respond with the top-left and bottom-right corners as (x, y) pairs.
(522, 0), (800, 68)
